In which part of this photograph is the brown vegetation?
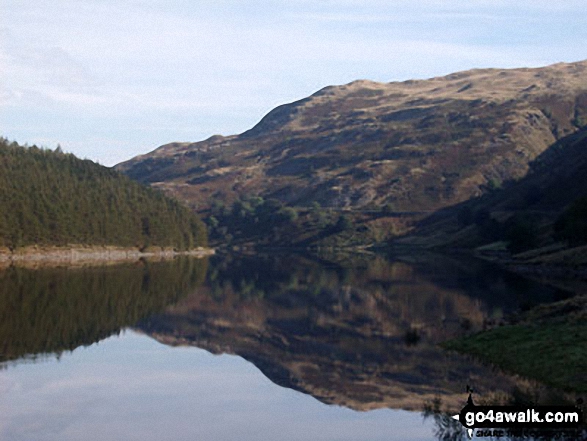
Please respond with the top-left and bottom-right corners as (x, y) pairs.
(118, 61), (587, 218)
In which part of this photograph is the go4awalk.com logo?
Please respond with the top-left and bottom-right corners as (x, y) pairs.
(452, 394), (584, 439)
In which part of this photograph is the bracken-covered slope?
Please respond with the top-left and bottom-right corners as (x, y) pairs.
(117, 61), (587, 213)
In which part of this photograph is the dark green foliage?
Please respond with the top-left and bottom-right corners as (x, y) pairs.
(334, 214), (354, 232)
(443, 320), (587, 393)
(555, 197), (587, 245)
(404, 328), (421, 346)
(457, 206), (474, 227)
(380, 202), (396, 215)
(504, 215), (539, 253)
(0, 138), (207, 250)
(206, 193), (364, 247)
(0, 257), (208, 363)
(207, 195), (294, 244)
(277, 206), (298, 223)
(474, 209), (503, 242)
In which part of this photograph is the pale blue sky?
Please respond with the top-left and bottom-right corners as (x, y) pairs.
(1, 1), (586, 165)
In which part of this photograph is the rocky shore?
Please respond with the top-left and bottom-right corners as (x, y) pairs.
(0, 245), (214, 268)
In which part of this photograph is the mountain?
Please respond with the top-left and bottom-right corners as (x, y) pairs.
(117, 61), (587, 218)
(398, 126), (587, 255)
(0, 138), (207, 251)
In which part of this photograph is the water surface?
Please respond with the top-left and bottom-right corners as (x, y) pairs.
(0, 252), (571, 440)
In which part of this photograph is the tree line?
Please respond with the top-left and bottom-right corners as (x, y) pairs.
(206, 195), (355, 246)
(0, 138), (207, 250)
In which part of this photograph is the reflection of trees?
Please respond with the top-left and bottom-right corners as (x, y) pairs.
(202, 252), (553, 342)
(423, 397), (587, 441)
(423, 398), (466, 441)
(0, 257), (207, 364)
(426, 414), (587, 441)
(384, 251), (566, 312)
(142, 253), (565, 413)
(205, 251), (562, 320)
(206, 253), (346, 302)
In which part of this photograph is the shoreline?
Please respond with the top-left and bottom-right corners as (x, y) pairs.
(0, 245), (215, 268)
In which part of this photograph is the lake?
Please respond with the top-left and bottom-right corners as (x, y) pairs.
(0, 252), (572, 440)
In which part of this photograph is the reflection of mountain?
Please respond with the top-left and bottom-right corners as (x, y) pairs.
(139, 253), (562, 412)
(0, 257), (207, 364)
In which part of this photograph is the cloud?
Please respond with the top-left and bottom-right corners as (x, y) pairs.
(0, 334), (432, 441)
(1, 0), (586, 164)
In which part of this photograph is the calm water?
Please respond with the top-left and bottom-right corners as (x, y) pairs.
(0, 253), (571, 440)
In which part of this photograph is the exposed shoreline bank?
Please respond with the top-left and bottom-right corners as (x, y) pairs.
(0, 245), (214, 268)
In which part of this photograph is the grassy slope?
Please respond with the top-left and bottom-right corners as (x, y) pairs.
(443, 295), (587, 393)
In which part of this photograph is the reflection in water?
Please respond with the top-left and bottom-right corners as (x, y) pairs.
(422, 395), (587, 441)
(0, 332), (432, 441)
(423, 410), (587, 441)
(0, 257), (207, 364)
(422, 398), (465, 441)
(1, 251), (580, 441)
(138, 252), (568, 413)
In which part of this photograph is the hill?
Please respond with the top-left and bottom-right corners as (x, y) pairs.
(115, 60), (587, 247)
(118, 61), (587, 214)
(397, 126), (587, 259)
(0, 138), (207, 251)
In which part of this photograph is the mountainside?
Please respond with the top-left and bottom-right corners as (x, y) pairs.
(398, 126), (587, 255)
(0, 138), (207, 250)
(118, 61), (587, 217)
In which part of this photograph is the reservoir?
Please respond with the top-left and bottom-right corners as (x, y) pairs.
(0, 252), (570, 440)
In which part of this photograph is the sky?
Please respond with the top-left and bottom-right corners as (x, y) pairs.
(0, 332), (432, 441)
(1, 1), (586, 166)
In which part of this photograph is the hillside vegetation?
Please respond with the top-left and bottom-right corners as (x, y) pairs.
(118, 61), (587, 214)
(116, 60), (587, 247)
(399, 127), (587, 260)
(443, 291), (587, 394)
(0, 138), (207, 251)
